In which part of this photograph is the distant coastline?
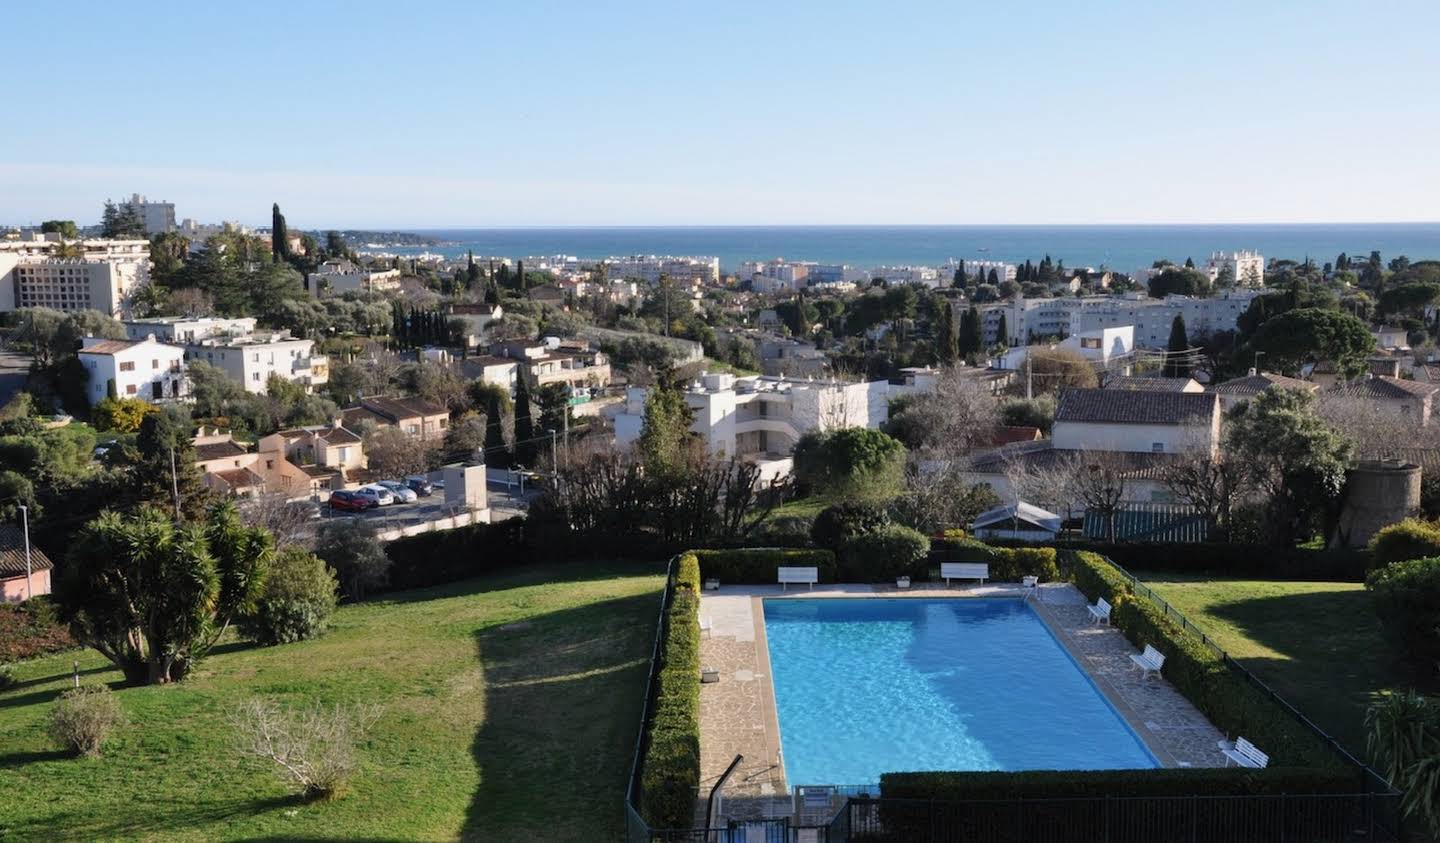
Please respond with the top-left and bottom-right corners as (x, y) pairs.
(365, 223), (1440, 274)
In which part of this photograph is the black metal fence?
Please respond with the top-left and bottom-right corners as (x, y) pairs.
(842, 791), (1401, 843)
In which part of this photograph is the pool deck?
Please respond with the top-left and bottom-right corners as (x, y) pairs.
(696, 582), (1229, 824)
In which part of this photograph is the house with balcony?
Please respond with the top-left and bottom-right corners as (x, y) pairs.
(182, 331), (327, 395)
(612, 371), (921, 482)
(259, 421), (367, 488)
(491, 337), (612, 392)
(193, 427), (338, 498)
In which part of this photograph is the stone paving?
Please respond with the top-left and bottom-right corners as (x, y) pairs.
(693, 582), (1228, 827)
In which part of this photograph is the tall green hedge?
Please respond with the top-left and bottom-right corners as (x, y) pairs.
(637, 555), (702, 829)
(988, 538), (1371, 582)
(881, 766), (1363, 800)
(1070, 552), (1344, 769)
(930, 536), (1060, 582)
(691, 548), (837, 584)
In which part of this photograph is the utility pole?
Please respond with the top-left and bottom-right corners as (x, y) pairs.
(19, 504), (31, 601)
(169, 445), (181, 519)
(547, 429), (558, 472)
(1025, 351), (1033, 400)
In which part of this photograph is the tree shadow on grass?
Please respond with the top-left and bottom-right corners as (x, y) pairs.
(5, 663), (112, 692)
(0, 748), (67, 768)
(0, 793), (309, 841)
(462, 589), (661, 842)
(377, 559), (666, 606)
(1197, 588), (1426, 756)
(0, 676), (128, 711)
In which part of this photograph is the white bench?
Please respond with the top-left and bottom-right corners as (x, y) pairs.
(940, 562), (989, 586)
(1087, 597), (1112, 625)
(1130, 644), (1166, 680)
(699, 616), (712, 638)
(778, 566), (818, 590)
(1221, 736), (1270, 769)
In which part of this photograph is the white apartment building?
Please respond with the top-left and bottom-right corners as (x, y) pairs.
(946, 259), (1017, 285)
(120, 194), (176, 235)
(979, 289), (1264, 348)
(123, 316), (258, 344)
(872, 265), (940, 287)
(78, 335), (187, 403)
(1207, 250), (1264, 285)
(612, 370), (935, 481)
(994, 326), (1135, 371)
(309, 259), (401, 296)
(183, 332), (328, 394)
(0, 238), (152, 317)
(604, 255), (719, 285)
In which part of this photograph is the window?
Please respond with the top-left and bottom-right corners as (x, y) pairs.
(266, 460), (274, 470)
(152, 359), (160, 369)
(1152, 442), (1164, 452)
(125, 384), (137, 395)
(338, 447), (349, 462)
(119, 361), (135, 372)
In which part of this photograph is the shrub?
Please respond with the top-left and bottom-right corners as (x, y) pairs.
(792, 427), (906, 501)
(751, 515), (815, 548)
(638, 571), (701, 828)
(316, 520), (390, 600)
(383, 518), (531, 591)
(882, 766), (1362, 801)
(1366, 556), (1440, 670)
(1069, 552), (1342, 769)
(241, 546), (340, 646)
(50, 685), (125, 757)
(0, 666), (15, 691)
(230, 699), (382, 800)
(930, 537), (1060, 582)
(691, 548), (837, 584)
(839, 525), (930, 581)
(990, 538), (1371, 582)
(810, 501), (890, 551)
(0, 597), (74, 663)
(1368, 518), (1440, 571)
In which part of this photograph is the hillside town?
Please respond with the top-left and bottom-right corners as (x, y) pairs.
(4, 196), (1440, 843)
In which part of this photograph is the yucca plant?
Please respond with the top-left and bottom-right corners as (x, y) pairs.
(1367, 691), (1440, 836)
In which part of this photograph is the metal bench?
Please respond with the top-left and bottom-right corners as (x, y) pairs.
(940, 562), (989, 586)
(1130, 644), (1166, 680)
(1221, 736), (1270, 768)
(1088, 597), (1112, 625)
(778, 566), (818, 591)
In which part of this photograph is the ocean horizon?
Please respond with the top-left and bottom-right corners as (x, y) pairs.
(388, 223), (1440, 275)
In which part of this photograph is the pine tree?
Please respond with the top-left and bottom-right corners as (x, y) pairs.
(1164, 315), (1190, 378)
(512, 372), (537, 467)
(101, 200), (121, 238)
(1184, 256), (1195, 268)
(271, 203), (289, 261)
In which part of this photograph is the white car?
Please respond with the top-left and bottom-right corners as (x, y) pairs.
(355, 484), (396, 506)
(377, 480), (418, 503)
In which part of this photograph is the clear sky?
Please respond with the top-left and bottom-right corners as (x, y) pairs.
(3, 0), (1438, 229)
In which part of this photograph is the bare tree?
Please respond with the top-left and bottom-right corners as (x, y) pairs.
(240, 492), (319, 550)
(1315, 391), (1440, 452)
(230, 699), (382, 799)
(888, 366), (1002, 463)
(1074, 451), (1128, 542)
(363, 426), (432, 478)
(1159, 452), (1251, 541)
(997, 448), (1082, 521)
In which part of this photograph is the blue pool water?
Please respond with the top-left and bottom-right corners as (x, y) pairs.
(762, 598), (1158, 785)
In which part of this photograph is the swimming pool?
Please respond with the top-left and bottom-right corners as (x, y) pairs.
(762, 598), (1159, 785)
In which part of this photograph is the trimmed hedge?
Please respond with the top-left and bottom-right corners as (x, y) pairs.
(881, 766), (1364, 801)
(1367, 518), (1440, 572)
(638, 555), (702, 829)
(382, 519), (534, 591)
(1365, 555), (1440, 669)
(989, 538), (1371, 582)
(839, 525), (930, 582)
(691, 548), (837, 584)
(930, 536), (1061, 582)
(1070, 552), (1343, 769)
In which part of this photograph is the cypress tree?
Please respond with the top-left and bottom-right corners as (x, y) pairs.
(271, 203), (289, 260)
(936, 303), (957, 364)
(1184, 256), (1195, 268)
(959, 305), (983, 356)
(516, 260), (525, 290)
(484, 390), (508, 465)
(1164, 314), (1190, 378)
(952, 265), (967, 288)
(512, 372), (538, 467)
(995, 312), (1008, 347)
(988, 268), (999, 285)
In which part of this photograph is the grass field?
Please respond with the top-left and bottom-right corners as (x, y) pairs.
(0, 562), (664, 842)
(1141, 576), (1426, 757)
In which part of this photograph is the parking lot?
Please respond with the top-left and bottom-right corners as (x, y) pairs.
(318, 472), (540, 529)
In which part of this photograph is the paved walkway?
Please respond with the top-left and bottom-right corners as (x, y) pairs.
(694, 582), (1228, 827)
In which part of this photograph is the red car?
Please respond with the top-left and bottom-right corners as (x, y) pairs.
(328, 490), (377, 512)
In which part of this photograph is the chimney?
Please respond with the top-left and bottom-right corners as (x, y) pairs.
(1247, 367), (1257, 377)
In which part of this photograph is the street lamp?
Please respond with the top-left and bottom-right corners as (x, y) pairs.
(18, 504), (32, 601)
(1253, 351), (1264, 374)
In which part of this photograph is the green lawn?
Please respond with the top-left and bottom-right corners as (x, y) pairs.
(0, 562), (664, 842)
(1141, 576), (1424, 757)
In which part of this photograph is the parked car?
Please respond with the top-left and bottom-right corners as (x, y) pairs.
(355, 484), (396, 506)
(328, 490), (376, 512)
(377, 479), (418, 503)
(404, 475), (434, 497)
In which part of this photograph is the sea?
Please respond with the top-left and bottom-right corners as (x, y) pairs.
(387, 224), (1440, 275)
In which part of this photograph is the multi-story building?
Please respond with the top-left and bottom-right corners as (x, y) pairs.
(612, 370), (934, 482)
(0, 237), (152, 317)
(1206, 250), (1265, 286)
(946, 259), (1017, 285)
(603, 255), (719, 285)
(183, 331), (328, 394)
(123, 316), (258, 344)
(450, 303), (503, 349)
(119, 193), (176, 235)
(492, 338), (612, 391)
(309, 259), (401, 295)
(77, 335), (187, 403)
(342, 396), (450, 441)
(872, 265), (939, 287)
(978, 289), (1264, 348)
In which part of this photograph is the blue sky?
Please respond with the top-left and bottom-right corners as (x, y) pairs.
(3, 0), (1438, 228)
